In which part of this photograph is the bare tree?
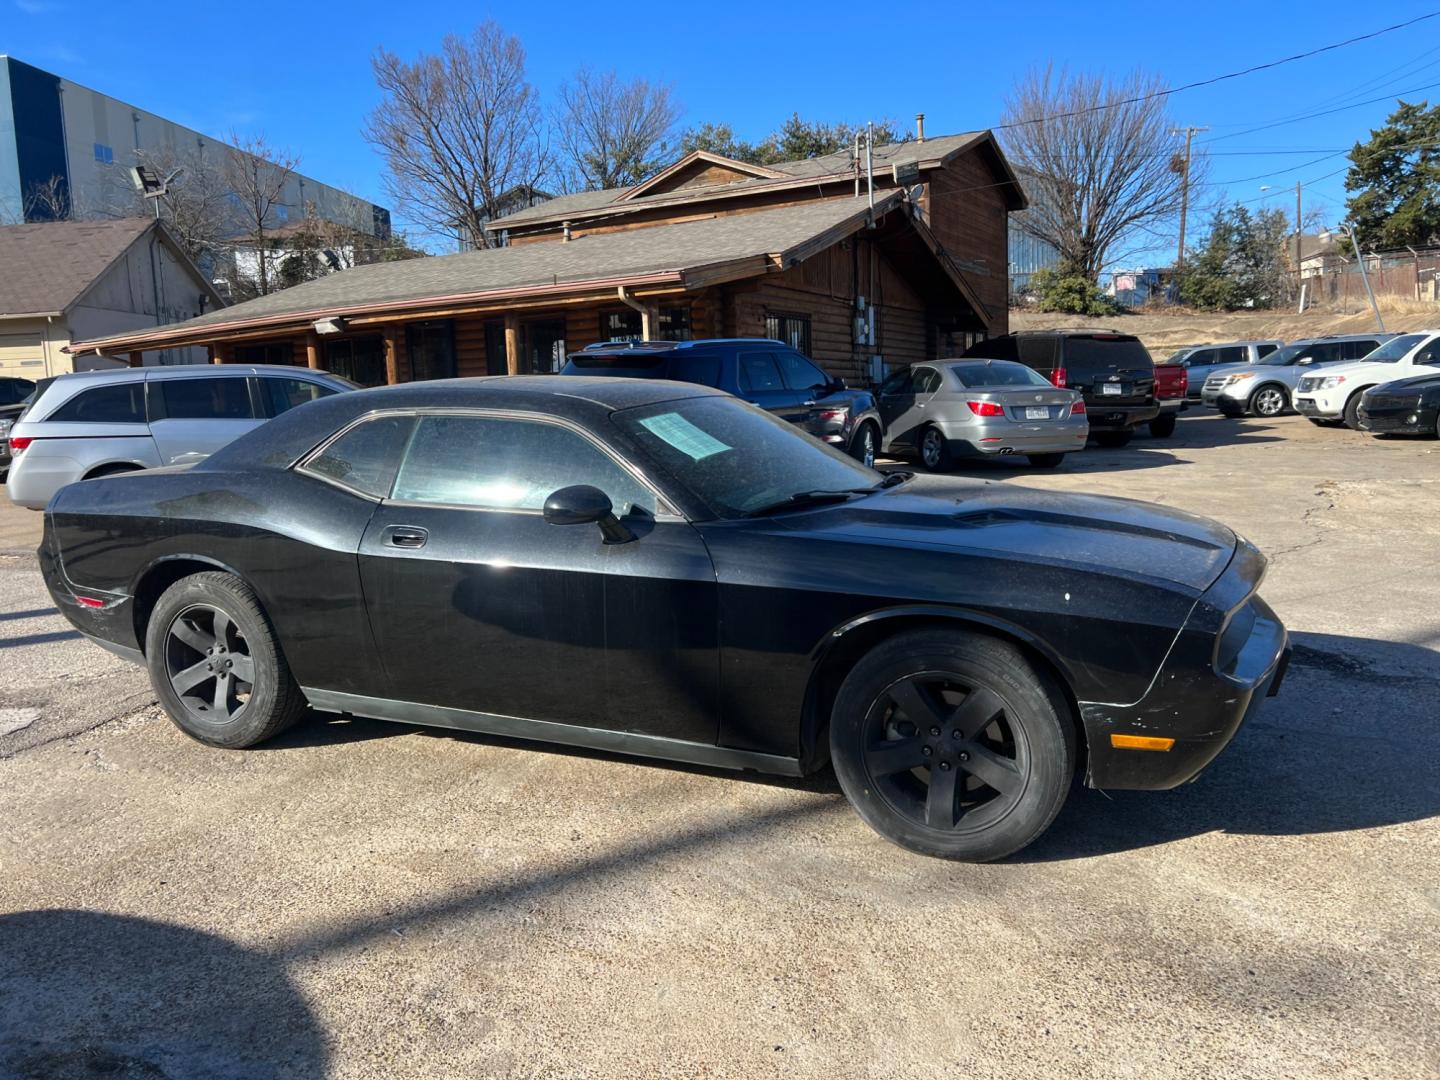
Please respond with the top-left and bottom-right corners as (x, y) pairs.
(1002, 67), (1201, 281)
(22, 175), (71, 221)
(557, 68), (680, 190)
(224, 132), (300, 297)
(364, 21), (549, 249)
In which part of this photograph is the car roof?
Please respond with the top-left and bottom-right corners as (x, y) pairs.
(45, 364), (340, 383)
(1000, 329), (1140, 339)
(573, 338), (787, 357)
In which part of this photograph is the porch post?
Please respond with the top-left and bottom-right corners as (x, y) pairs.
(383, 326), (401, 385)
(127, 351), (143, 368)
(504, 314), (520, 376)
(212, 342), (233, 365)
(305, 331), (321, 370)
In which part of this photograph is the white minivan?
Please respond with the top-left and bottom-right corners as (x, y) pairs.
(5, 364), (355, 509)
(1293, 331), (1440, 428)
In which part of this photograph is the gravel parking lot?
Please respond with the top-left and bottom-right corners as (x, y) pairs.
(2, 411), (1437, 1078)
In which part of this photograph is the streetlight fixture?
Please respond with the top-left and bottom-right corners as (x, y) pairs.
(129, 164), (183, 219)
(1320, 222), (1384, 331)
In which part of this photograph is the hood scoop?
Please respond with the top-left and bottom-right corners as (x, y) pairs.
(948, 507), (1223, 551)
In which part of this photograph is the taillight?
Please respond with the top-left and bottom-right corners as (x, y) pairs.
(816, 408), (847, 422)
(966, 401), (1005, 417)
(1049, 368), (1067, 388)
(1177, 370), (1188, 392)
(1070, 400), (1087, 416)
(8, 436), (32, 453)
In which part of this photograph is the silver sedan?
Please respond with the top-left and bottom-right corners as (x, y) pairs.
(877, 359), (1088, 470)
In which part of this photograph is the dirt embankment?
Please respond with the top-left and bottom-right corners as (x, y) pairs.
(1009, 302), (1440, 359)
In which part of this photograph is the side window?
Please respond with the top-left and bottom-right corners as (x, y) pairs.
(1343, 340), (1379, 361)
(1185, 349), (1217, 368)
(1256, 343), (1279, 358)
(392, 415), (656, 516)
(45, 382), (146, 423)
(263, 377), (340, 417)
(776, 351), (830, 392)
(673, 355), (721, 388)
(302, 414), (416, 498)
(738, 353), (785, 393)
(1217, 347), (1249, 365)
(1015, 336), (1053, 368)
(912, 367), (942, 394)
(159, 377), (255, 420)
(1308, 343), (1344, 364)
(879, 369), (911, 396)
(1416, 342), (1440, 366)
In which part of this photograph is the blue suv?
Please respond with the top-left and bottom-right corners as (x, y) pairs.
(560, 339), (884, 465)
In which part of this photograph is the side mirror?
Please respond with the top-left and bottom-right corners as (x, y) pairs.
(542, 484), (633, 544)
(1297, 356), (1314, 366)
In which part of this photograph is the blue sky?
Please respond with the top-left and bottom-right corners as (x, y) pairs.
(8, 0), (1439, 262)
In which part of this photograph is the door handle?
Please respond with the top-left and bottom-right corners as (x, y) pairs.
(383, 525), (428, 549)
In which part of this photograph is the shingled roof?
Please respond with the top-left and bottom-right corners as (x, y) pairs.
(72, 193), (907, 355)
(488, 131), (1012, 233)
(0, 217), (156, 317)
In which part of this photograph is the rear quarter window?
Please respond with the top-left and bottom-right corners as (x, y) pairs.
(669, 355), (722, 388)
(43, 382), (146, 423)
(300, 414), (417, 498)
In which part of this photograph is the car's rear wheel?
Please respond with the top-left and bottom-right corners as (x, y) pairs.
(1307, 417), (1340, 427)
(1249, 384), (1288, 418)
(1148, 413), (1177, 438)
(1027, 453), (1064, 468)
(144, 571), (307, 748)
(849, 422), (878, 468)
(1093, 430), (1133, 448)
(829, 629), (1075, 861)
(918, 426), (951, 472)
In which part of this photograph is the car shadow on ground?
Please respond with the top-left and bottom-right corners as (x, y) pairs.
(1015, 629), (1440, 862)
(0, 909), (329, 1077)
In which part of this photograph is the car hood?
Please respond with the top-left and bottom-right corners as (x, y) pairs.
(1370, 372), (1440, 393)
(773, 479), (1238, 596)
(1203, 362), (1258, 380)
(1299, 359), (1400, 381)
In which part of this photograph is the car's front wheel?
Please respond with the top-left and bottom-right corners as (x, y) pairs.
(1343, 390), (1370, 431)
(1249, 384), (1288, 418)
(144, 571), (307, 749)
(830, 629), (1076, 861)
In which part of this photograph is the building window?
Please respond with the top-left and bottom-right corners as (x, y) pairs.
(405, 320), (457, 382)
(233, 342), (292, 366)
(765, 313), (812, 357)
(93, 143), (114, 165)
(323, 336), (388, 387)
(600, 305), (692, 343)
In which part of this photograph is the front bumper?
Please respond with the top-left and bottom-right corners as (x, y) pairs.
(1079, 542), (1289, 790)
(1293, 392), (1342, 418)
(1358, 401), (1438, 434)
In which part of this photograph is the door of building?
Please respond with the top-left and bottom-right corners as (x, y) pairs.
(523, 319), (567, 374)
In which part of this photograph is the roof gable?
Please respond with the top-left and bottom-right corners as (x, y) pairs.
(617, 151), (788, 202)
(0, 217), (157, 317)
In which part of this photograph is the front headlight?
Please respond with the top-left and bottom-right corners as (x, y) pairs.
(1318, 375), (1348, 390)
(1225, 372), (1257, 384)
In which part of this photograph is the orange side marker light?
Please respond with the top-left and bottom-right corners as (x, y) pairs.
(1110, 734), (1175, 751)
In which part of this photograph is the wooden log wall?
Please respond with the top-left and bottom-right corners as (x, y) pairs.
(922, 149), (1009, 337)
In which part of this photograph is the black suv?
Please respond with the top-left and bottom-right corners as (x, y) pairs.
(964, 330), (1158, 447)
(561, 339), (885, 465)
(0, 376), (36, 477)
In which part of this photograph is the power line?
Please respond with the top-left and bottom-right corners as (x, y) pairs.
(995, 10), (1440, 131)
(1206, 78), (1440, 143)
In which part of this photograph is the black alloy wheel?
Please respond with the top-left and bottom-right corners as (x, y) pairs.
(164, 605), (255, 724)
(918, 426), (950, 472)
(1250, 385), (1288, 418)
(851, 423), (878, 468)
(830, 630), (1074, 861)
(145, 571), (307, 748)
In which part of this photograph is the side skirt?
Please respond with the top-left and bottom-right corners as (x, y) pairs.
(301, 687), (805, 777)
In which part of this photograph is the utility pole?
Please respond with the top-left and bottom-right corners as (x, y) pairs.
(1170, 126), (1208, 271)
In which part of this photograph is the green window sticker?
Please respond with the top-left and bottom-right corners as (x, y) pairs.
(637, 412), (731, 461)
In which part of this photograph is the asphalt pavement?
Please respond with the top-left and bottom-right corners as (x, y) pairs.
(1, 411), (1437, 1078)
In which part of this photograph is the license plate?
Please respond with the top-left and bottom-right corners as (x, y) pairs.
(1025, 406), (1050, 420)
(1101, 383), (1123, 396)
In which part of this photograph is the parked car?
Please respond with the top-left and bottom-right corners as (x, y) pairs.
(1149, 362), (1188, 437)
(1293, 331), (1440, 428)
(6, 364), (356, 509)
(39, 376), (1289, 862)
(964, 329), (1158, 447)
(0, 378), (37, 479)
(1163, 340), (1284, 400)
(1357, 372), (1440, 437)
(876, 359), (1086, 469)
(560, 339), (883, 466)
(1200, 335), (1394, 418)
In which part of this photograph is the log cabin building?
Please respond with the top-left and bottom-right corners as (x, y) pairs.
(70, 131), (1026, 387)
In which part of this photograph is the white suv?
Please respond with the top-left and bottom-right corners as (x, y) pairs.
(1293, 331), (1440, 429)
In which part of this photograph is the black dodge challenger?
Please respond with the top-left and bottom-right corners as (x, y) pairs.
(40, 377), (1290, 861)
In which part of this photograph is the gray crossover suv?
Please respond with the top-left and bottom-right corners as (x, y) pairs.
(1199, 335), (1393, 417)
(6, 364), (354, 509)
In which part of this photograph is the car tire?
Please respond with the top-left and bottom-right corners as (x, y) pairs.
(829, 629), (1076, 862)
(849, 422), (879, 468)
(1148, 413), (1177, 438)
(144, 571), (307, 749)
(1027, 453), (1065, 468)
(1307, 417), (1339, 427)
(918, 426), (951, 472)
(1342, 391), (1368, 431)
(1093, 430), (1133, 448)
(1249, 384), (1288, 418)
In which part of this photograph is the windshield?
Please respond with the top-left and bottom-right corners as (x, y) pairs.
(950, 362), (1051, 389)
(1361, 334), (1427, 363)
(611, 396), (882, 520)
